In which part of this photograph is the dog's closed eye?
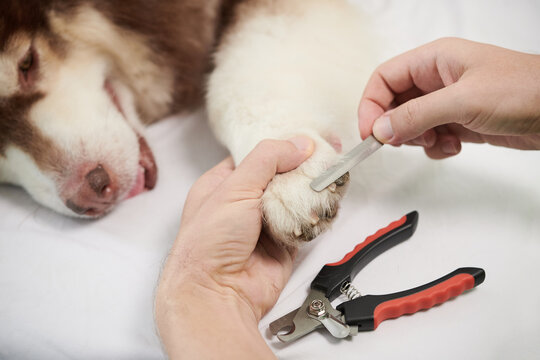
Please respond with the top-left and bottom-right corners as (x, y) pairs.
(18, 47), (38, 89)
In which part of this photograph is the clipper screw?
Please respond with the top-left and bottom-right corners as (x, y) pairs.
(308, 299), (327, 317)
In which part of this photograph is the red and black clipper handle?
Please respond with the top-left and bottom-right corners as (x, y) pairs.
(336, 267), (485, 331)
(311, 211), (419, 301)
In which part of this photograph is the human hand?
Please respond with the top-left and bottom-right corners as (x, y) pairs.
(155, 137), (314, 360)
(358, 37), (540, 159)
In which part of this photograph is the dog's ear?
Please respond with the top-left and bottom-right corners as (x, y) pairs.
(0, 2), (50, 51)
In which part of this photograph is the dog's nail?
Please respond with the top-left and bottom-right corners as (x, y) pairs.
(293, 227), (303, 237)
(309, 213), (320, 225)
(328, 183), (337, 192)
(335, 172), (349, 186)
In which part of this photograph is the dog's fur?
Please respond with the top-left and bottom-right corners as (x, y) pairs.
(0, 0), (374, 246)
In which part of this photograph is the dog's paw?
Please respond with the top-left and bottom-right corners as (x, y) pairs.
(261, 139), (349, 247)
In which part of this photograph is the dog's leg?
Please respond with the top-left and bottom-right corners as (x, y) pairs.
(207, 0), (375, 247)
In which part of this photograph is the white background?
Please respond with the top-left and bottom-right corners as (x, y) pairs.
(1, 1), (539, 359)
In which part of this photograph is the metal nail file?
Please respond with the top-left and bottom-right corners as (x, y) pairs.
(310, 135), (383, 192)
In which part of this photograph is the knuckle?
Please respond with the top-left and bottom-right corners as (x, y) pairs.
(404, 98), (419, 128)
(253, 139), (281, 162)
(435, 37), (460, 48)
(254, 139), (282, 157)
(458, 88), (484, 127)
(395, 99), (423, 142)
(256, 139), (277, 150)
(438, 36), (457, 44)
(270, 282), (281, 298)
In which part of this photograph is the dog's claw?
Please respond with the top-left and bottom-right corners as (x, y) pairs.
(328, 183), (337, 193)
(293, 227), (303, 237)
(335, 172), (349, 186)
(309, 212), (320, 225)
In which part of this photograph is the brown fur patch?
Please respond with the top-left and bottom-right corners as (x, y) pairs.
(0, 93), (64, 173)
(0, 2), (58, 165)
(0, 1), (51, 51)
(0, 1), (67, 56)
(0, 0), (246, 169)
(87, 0), (222, 118)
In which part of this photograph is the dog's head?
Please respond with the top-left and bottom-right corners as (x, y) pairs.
(0, 2), (159, 217)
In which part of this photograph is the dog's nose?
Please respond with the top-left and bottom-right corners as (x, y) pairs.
(65, 165), (116, 216)
(85, 165), (112, 199)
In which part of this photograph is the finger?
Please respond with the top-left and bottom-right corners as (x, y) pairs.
(445, 123), (488, 143)
(222, 137), (314, 193)
(404, 129), (438, 148)
(358, 40), (451, 140)
(372, 83), (462, 145)
(394, 86), (425, 106)
(181, 157), (235, 222)
(358, 73), (395, 139)
(424, 133), (462, 159)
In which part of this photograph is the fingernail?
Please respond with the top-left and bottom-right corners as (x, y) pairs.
(441, 141), (459, 155)
(411, 136), (427, 147)
(372, 116), (394, 143)
(288, 136), (314, 154)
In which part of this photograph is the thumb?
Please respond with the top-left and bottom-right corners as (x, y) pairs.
(373, 84), (461, 145)
(223, 137), (315, 192)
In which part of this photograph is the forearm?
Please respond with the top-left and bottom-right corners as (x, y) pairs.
(156, 282), (276, 360)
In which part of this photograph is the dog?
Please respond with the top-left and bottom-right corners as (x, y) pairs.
(0, 0), (373, 247)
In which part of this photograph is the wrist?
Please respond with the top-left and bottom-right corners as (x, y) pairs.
(156, 273), (257, 325)
(157, 251), (258, 320)
(156, 281), (275, 360)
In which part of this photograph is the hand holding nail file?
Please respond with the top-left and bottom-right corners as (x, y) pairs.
(310, 135), (383, 192)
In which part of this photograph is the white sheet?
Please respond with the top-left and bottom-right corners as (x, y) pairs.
(1, 1), (539, 359)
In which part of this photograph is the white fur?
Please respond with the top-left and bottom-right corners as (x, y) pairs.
(1, 0), (376, 235)
(29, 47), (141, 208)
(0, 8), (155, 216)
(0, 146), (68, 214)
(49, 6), (175, 121)
(0, 45), (141, 215)
(207, 0), (377, 244)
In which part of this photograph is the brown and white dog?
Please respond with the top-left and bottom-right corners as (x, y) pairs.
(0, 0), (373, 246)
